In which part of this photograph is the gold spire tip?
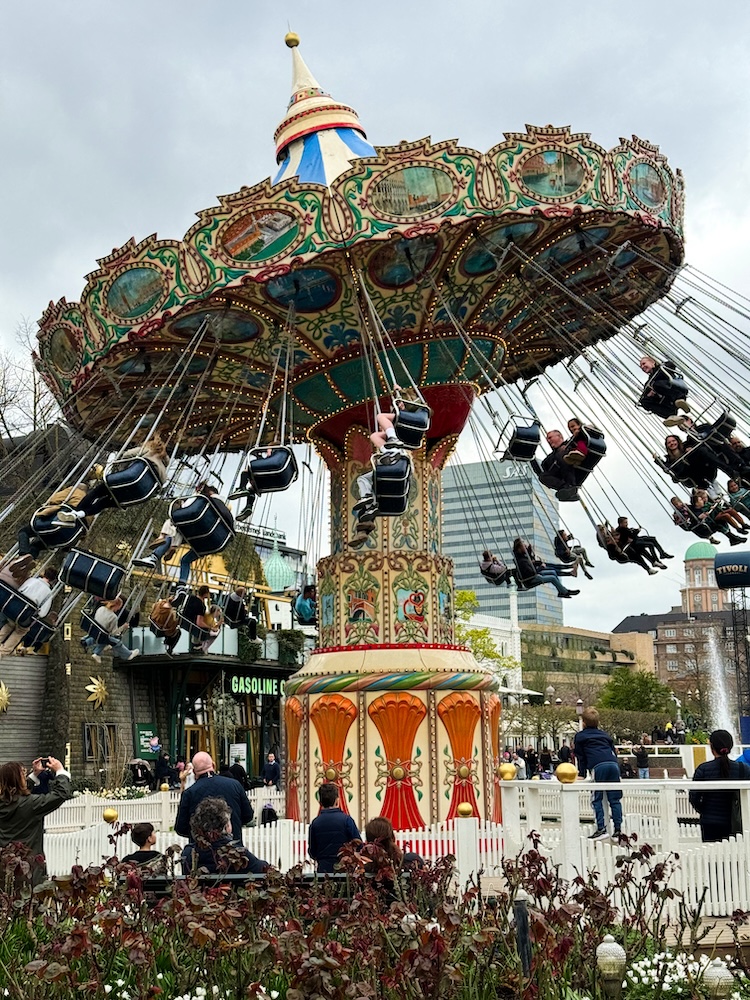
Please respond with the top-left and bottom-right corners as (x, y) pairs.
(285, 31), (300, 48)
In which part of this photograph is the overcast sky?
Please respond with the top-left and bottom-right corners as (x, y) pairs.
(3, 2), (749, 634)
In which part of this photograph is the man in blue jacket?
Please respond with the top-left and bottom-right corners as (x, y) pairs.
(174, 752), (253, 841)
(308, 783), (361, 873)
(573, 707), (622, 840)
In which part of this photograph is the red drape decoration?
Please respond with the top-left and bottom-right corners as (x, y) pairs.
(368, 692), (427, 830)
(437, 691), (481, 820)
(284, 697), (304, 822)
(309, 694), (358, 815)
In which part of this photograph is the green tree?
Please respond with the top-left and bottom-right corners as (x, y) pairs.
(597, 667), (673, 713)
(454, 590), (520, 678)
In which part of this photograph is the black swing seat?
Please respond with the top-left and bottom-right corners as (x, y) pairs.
(29, 509), (87, 551)
(571, 426), (606, 484)
(221, 596), (257, 638)
(372, 453), (411, 517)
(247, 446), (298, 494)
(479, 562), (511, 587)
(23, 617), (55, 651)
(704, 409), (737, 442)
(177, 614), (213, 645)
(643, 367), (689, 403)
(392, 400), (432, 450)
(103, 457), (162, 508)
(170, 495), (235, 557)
(60, 549), (126, 601)
(80, 611), (118, 648)
(497, 419), (541, 463)
(0, 581), (38, 628)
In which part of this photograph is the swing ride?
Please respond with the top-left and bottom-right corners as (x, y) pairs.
(7, 32), (750, 826)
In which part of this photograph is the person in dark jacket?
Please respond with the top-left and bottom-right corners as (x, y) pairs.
(174, 752), (253, 841)
(573, 707), (622, 840)
(121, 822), (161, 865)
(228, 755), (250, 790)
(181, 797), (268, 875)
(689, 730), (750, 843)
(512, 538), (579, 598)
(308, 783), (361, 873)
(0, 756), (72, 883)
(261, 752), (281, 789)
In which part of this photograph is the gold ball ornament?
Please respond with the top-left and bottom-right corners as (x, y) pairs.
(324, 767), (337, 781)
(102, 808), (118, 824)
(556, 762), (578, 784)
(531, 774), (541, 781)
(498, 762), (517, 781)
(456, 802), (474, 818)
(391, 765), (405, 781)
(160, 782), (170, 792)
(458, 764), (471, 779)
(285, 31), (300, 48)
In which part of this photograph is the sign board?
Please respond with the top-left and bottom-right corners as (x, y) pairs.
(230, 674), (281, 696)
(229, 743), (247, 769)
(135, 724), (160, 760)
(714, 551), (750, 590)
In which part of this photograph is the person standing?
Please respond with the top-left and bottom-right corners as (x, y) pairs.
(0, 755), (72, 883)
(573, 707), (623, 840)
(228, 755), (250, 791)
(181, 797), (268, 875)
(308, 783), (361, 874)
(633, 741), (651, 779)
(261, 752), (281, 789)
(689, 729), (750, 843)
(174, 751), (253, 841)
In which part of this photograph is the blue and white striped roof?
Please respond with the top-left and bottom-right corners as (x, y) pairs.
(272, 36), (375, 187)
(274, 126), (376, 187)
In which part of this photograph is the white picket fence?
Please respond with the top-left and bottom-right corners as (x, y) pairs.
(45, 787), (285, 832)
(40, 779), (750, 915)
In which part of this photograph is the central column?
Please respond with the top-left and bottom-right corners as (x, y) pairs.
(285, 401), (502, 831)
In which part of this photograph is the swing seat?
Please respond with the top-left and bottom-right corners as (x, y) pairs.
(393, 402), (432, 450)
(103, 457), (162, 508)
(30, 509), (87, 551)
(498, 419), (541, 463)
(572, 426), (606, 484)
(479, 562), (511, 586)
(170, 495), (235, 556)
(707, 409), (737, 441)
(177, 614), (213, 645)
(0, 581), (38, 628)
(23, 617), (55, 651)
(221, 595), (256, 638)
(247, 446), (298, 494)
(373, 454), (411, 516)
(80, 611), (118, 647)
(60, 549), (126, 601)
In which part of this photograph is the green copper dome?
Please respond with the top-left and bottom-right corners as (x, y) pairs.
(684, 541), (718, 561)
(262, 538), (296, 592)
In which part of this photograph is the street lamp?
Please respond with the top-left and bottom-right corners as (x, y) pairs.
(576, 698), (584, 730)
(596, 935), (627, 1000)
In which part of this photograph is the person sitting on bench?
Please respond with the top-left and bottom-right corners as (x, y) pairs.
(479, 550), (513, 585)
(133, 517), (182, 570)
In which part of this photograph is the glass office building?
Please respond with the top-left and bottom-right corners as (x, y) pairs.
(441, 458), (563, 625)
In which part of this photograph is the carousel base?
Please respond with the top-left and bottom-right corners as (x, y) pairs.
(284, 644), (503, 831)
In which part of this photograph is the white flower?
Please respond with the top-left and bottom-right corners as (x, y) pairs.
(270, 993), (279, 999)
(104, 988), (112, 995)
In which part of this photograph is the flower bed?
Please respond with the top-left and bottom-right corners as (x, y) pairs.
(1, 835), (750, 999)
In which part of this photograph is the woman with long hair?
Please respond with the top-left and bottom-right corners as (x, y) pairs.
(0, 756), (72, 882)
(689, 730), (750, 842)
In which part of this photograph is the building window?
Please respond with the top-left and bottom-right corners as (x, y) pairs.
(694, 568), (702, 586)
(667, 660), (679, 672)
(711, 594), (719, 605)
(694, 594), (702, 605)
(708, 571), (716, 586)
(664, 629), (677, 638)
(666, 644), (678, 653)
(683, 628), (695, 637)
(685, 644), (695, 653)
(83, 723), (119, 762)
